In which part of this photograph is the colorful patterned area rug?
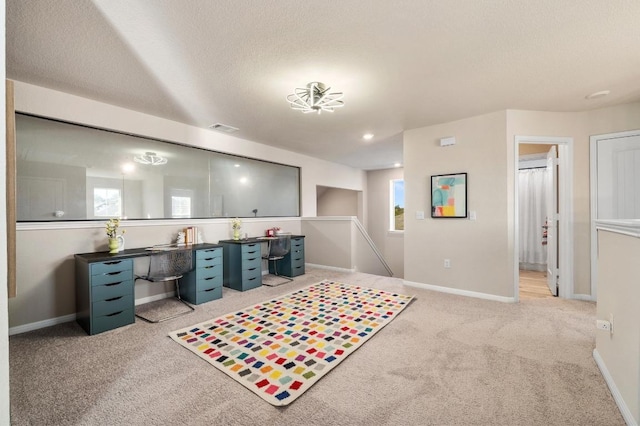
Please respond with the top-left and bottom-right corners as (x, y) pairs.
(168, 280), (414, 406)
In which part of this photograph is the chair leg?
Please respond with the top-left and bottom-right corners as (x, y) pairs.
(135, 278), (195, 323)
(272, 260), (293, 283)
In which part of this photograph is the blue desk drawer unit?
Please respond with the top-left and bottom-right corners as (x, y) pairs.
(269, 236), (305, 277)
(180, 247), (224, 304)
(222, 241), (263, 291)
(76, 258), (135, 335)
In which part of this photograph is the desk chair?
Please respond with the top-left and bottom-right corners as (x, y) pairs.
(135, 248), (195, 323)
(263, 234), (293, 284)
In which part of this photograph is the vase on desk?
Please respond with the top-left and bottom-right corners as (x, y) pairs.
(108, 235), (125, 254)
(233, 228), (241, 241)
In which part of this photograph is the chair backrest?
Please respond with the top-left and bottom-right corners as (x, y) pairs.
(146, 249), (193, 281)
(269, 234), (291, 259)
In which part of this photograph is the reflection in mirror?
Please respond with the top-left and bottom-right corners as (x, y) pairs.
(15, 113), (300, 221)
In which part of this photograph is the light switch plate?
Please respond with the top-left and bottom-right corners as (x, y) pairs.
(469, 211), (477, 220)
(415, 211), (425, 220)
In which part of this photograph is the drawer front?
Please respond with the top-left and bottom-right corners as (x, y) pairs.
(196, 286), (223, 304)
(90, 259), (133, 276)
(92, 293), (134, 317)
(197, 255), (222, 268)
(197, 263), (223, 280)
(241, 266), (262, 282)
(92, 280), (134, 301)
(242, 255), (261, 270)
(91, 269), (133, 287)
(196, 275), (223, 291)
(291, 256), (305, 268)
(92, 308), (134, 335)
(241, 243), (261, 253)
(290, 264), (305, 277)
(196, 248), (222, 260)
(291, 238), (304, 250)
(290, 248), (304, 258)
(241, 249), (261, 263)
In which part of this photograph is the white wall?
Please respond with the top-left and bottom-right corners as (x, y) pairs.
(402, 102), (640, 300)
(366, 168), (404, 278)
(9, 81), (366, 330)
(595, 229), (640, 424)
(317, 186), (360, 218)
(404, 111), (510, 296)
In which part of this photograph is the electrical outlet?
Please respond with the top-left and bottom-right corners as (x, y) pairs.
(609, 313), (614, 336)
(596, 320), (611, 332)
(444, 259), (451, 268)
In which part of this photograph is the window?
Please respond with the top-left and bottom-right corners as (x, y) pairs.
(390, 179), (404, 231)
(171, 196), (192, 218)
(94, 188), (121, 217)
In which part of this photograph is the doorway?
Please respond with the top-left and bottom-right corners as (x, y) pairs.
(514, 136), (574, 302)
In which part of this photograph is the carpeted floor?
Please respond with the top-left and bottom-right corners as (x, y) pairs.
(9, 268), (624, 425)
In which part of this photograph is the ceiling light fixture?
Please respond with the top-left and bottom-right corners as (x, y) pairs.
(134, 151), (167, 166)
(363, 133), (374, 140)
(287, 81), (344, 114)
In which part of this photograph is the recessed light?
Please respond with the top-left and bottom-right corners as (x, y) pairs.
(586, 90), (610, 100)
(363, 133), (374, 140)
(234, 164), (240, 168)
(393, 163), (402, 168)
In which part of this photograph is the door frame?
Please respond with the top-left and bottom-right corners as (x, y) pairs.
(589, 129), (640, 300)
(514, 135), (574, 301)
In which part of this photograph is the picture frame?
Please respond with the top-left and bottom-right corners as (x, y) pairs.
(431, 172), (467, 218)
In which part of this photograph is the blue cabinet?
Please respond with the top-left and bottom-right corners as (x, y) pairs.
(221, 241), (263, 291)
(75, 258), (135, 335)
(75, 243), (223, 335)
(269, 236), (305, 277)
(180, 246), (223, 304)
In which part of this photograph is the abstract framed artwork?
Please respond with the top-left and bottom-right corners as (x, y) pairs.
(431, 172), (467, 218)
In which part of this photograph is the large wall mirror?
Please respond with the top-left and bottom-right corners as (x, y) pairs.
(16, 113), (300, 221)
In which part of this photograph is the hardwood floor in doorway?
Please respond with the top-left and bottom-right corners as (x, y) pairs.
(519, 269), (554, 299)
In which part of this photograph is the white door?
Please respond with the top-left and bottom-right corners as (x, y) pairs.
(545, 146), (558, 296)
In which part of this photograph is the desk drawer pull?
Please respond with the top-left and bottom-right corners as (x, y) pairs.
(247, 258), (257, 262)
(105, 281), (123, 287)
(204, 288), (215, 292)
(203, 277), (215, 281)
(105, 296), (123, 302)
(106, 311), (123, 317)
(247, 277), (257, 281)
(104, 261), (122, 265)
(107, 271), (124, 276)
(204, 257), (215, 261)
(247, 267), (257, 271)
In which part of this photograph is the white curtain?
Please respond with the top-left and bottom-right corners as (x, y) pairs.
(519, 168), (548, 270)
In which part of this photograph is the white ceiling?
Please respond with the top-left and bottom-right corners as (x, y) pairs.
(7, 1), (640, 170)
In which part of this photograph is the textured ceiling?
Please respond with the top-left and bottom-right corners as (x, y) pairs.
(7, 1), (640, 170)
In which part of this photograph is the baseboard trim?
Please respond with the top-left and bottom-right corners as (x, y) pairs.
(402, 280), (516, 303)
(593, 349), (637, 426)
(305, 263), (356, 274)
(134, 291), (175, 306)
(572, 293), (596, 302)
(9, 313), (76, 336)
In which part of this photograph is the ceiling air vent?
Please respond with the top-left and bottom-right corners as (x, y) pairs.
(209, 123), (239, 133)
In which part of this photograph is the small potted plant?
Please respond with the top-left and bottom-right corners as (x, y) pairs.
(231, 218), (242, 240)
(106, 218), (126, 253)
